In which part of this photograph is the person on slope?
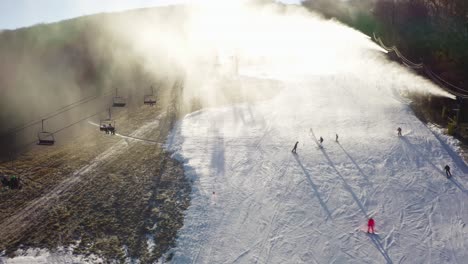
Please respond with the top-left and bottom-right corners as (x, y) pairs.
(335, 134), (339, 142)
(319, 137), (324, 145)
(367, 218), (375, 234)
(397, 127), (402, 136)
(292, 141), (299, 154)
(444, 165), (452, 178)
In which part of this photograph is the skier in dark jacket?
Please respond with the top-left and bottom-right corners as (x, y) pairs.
(319, 137), (324, 145)
(397, 127), (402, 136)
(292, 141), (299, 153)
(444, 165), (452, 178)
(335, 134), (339, 142)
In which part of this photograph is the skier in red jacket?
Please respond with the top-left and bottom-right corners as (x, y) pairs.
(367, 218), (375, 233)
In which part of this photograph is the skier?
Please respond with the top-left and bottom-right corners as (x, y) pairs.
(319, 137), (324, 145)
(335, 134), (339, 142)
(397, 127), (402, 136)
(367, 218), (375, 234)
(291, 141), (299, 153)
(444, 165), (452, 178)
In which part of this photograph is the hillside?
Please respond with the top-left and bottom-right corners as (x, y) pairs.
(1, 1), (467, 263)
(166, 55), (467, 264)
(0, 5), (188, 154)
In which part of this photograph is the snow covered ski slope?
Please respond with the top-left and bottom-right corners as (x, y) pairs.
(166, 29), (467, 264)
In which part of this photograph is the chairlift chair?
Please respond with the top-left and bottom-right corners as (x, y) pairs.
(37, 119), (55, 145)
(112, 88), (126, 107)
(99, 108), (115, 132)
(100, 120), (116, 135)
(144, 86), (156, 106)
(99, 120), (115, 131)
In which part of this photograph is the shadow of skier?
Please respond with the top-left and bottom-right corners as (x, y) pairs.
(320, 147), (368, 217)
(400, 137), (445, 175)
(401, 137), (467, 194)
(427, 128), (468, 173)
(337, 142), (372, 186)
(448, 177), (468, 194)
(369, 234), (393, 264)
(293, 154), (332, 220)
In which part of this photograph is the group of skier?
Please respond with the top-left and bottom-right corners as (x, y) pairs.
(291, 134), (339, 153)
(292, 127), (453, 179)
(291, 126), (455, 234)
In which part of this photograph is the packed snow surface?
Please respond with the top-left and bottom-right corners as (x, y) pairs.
(3, 4), (467, 264)
(166, 44), (468, 264)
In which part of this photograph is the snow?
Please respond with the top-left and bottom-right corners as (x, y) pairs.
(165, 36), (468, 264)
(2, 4), (467, 263)
(0, 248), (104, 264)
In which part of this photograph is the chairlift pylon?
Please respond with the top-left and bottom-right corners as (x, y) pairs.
(37, 119), (55, 145)
(113, 88), (126, 107)
(144, 85), (157, 106)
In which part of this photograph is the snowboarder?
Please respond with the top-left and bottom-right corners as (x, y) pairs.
(444, 165), (452, 178)
(291, 141), (299, 153)
(335, 134), (339, 142)
(397, 127), (402, 136)
(367, 218), (375, 234)
(319, 137), (324, 145)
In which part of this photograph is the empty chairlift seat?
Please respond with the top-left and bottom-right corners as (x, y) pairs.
(144, 95), (156, 106)
(113, 96), (126, 107)
(112, 88), (126, 107)
(144, 86), (156, 106)
(37, 119), (55, 145)
(37, 131), (55, 145)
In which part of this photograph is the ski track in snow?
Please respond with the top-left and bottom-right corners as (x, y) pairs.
(166, 79), (467, 263)
(3, 13), (467, 264)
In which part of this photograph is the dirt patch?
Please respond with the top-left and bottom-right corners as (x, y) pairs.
(0, 82), (190, 263)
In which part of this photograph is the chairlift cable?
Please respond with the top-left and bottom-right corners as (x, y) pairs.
(12, 107), (111, 152)
(2, 88), (114, 137)
(374, 33), (467, 98)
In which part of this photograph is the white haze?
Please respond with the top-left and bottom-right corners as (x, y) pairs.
(2, 0), (453, 130)
(102, 0), (453, 110)
(0, 0), (458, 262)
(0, 0), (453, 153)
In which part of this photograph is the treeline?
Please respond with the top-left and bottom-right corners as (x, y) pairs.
(302, 0), (468, 88)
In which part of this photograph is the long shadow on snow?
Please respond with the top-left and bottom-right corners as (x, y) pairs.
(427, 128), (468, 173)
(318, 145), (394, 262)
(337, 142), (372, 186)
(210, 127), (225, 178)
(400, 137), (444, 174)
(448, 177), (468, 194)
(400, 137), (467, 194)
(369, 234), (393, 264)
(319, 147), (368, 218)
(293, 154), (332, 220)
